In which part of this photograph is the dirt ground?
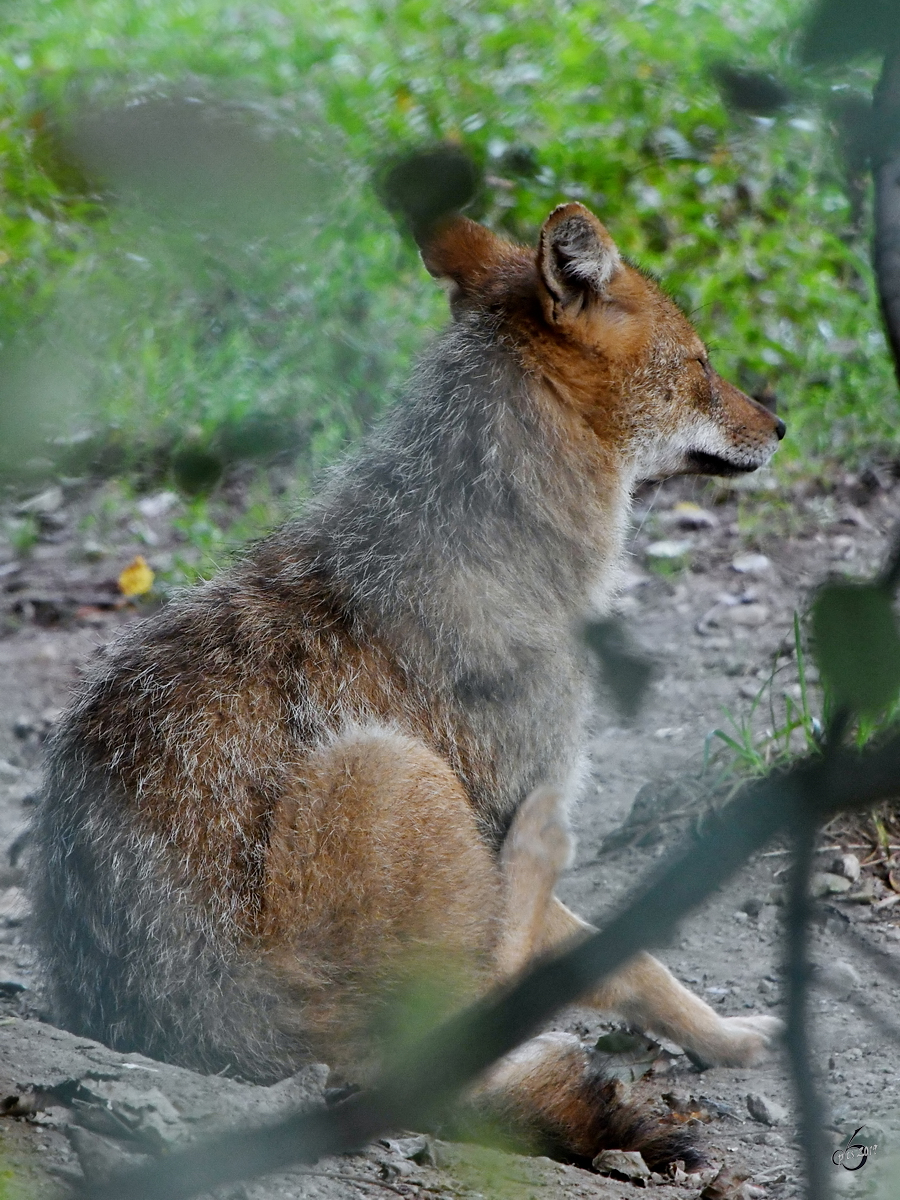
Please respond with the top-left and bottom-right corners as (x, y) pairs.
(1, 463), (899, 1199)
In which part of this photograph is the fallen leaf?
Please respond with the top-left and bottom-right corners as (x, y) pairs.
(593, 1030), (666, 1082)
(118, 556), (154, 597)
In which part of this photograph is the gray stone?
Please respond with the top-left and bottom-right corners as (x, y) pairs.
(646, 539), (693, 560)
(592, 1148), (651, 1179)
(832, 853), (861, 882)
(810, 871), (853, 897)
(0, 1016), (328, 1139)
(380, 1134), (435, 1164)
(812, 959), (862, 998)
(722, 603), (770, 627)
(661, 503), (718, 530)
(73, 1082), (186, 1151)
(67, 1125), (152, 1185)
(746, 1091), (788, 1126)
(16, 486), (63, 515)
(731, 553), (771, 575)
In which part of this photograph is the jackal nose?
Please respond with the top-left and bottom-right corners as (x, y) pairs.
(773, 416), (786, 440)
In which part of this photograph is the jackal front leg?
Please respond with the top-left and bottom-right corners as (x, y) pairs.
(497, 788), (781, 1069)
(494, 785), (574, 980)
(540, 896), (782, 1068)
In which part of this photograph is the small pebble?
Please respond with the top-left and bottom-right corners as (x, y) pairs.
(662, 1090), (692, 1113)
(592, 1149), (651, 1180)
(136, 492), (179, 520)
(16, 486), (63, 515)
(723, 603), (770, 627)
(646, 539), (692, 561)
(666, 502), (718, 530)
(810, 871), (852, 897)
(813, 960), (861, 997)
(731, 552), (771, 575)
(831, 853), (861, 882)
(747, 1092), (788, 1125)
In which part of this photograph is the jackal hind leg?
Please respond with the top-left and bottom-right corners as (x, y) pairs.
(262, 727), (501, 1081)
(584, 934), (782, 1069)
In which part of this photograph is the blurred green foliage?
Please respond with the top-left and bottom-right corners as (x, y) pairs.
(813, 580), (900, 718)
(0, 0), (897, 488)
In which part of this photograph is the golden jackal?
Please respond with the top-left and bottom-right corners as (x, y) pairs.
(32, 202), (784, 1168)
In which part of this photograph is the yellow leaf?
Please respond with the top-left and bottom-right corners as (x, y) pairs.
(118, 555), (154, 597)
(673, 502), (704, 515)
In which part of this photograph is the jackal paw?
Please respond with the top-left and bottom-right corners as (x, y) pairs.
(688, 1014), (784, 1070)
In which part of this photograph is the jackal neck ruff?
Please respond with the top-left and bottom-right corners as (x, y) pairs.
(254, 318), (623, 849)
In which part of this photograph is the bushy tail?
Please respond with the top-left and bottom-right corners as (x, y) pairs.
(463, 1032), (704, 1173)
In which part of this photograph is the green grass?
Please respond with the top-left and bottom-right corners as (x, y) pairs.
(709, 612), (825, 774)
(0, 0), (897, 492)
(710, 610), (900, 777)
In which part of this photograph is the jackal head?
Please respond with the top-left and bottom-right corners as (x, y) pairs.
(422, 202), (784, 483)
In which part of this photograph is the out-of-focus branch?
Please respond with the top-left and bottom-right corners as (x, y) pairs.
(873, 46), (900, 386)
(784, 815), (832, 1200)
(83, 725), (900, 1200)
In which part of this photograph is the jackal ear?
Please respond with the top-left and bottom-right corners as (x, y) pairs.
(537, 203), (621, 323)
(420, 215), (509, 296)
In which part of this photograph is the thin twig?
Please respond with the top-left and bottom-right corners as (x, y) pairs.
(761, 845), (864, 857)
(295, 1170), (419, 1196)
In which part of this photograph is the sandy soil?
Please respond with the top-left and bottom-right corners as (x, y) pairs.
(0, 465), (899, 1199)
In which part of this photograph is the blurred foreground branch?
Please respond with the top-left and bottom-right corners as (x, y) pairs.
(873, 46), (900, 387)
(784, 816), (831, 1200)
(86, 727), (900, 1200)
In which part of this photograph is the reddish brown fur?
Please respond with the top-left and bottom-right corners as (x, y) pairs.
(473, 1032), (703, 1170)
(427, 207), (779, 475)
